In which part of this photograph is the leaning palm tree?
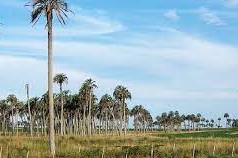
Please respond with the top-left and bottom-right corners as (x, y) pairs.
(113, 85), (131, 136)
(28, 0), (71, 155)
(54, 73), (68, 136)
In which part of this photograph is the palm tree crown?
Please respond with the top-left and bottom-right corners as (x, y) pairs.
(30, 0), (70, 25)
(113, 85), (132, 101)
(53, 73), (68, 85)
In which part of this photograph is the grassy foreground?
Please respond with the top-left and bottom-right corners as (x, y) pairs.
(0, 129), (238, 158)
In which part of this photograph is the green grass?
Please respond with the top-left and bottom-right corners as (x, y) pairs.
(157, 128), (238, 139)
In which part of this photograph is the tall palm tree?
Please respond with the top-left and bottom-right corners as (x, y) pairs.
(113, 85), (131, 136)
(83, 79), (97, 136)
(29, 0), (71, 155)
(54, 73), (68, 136)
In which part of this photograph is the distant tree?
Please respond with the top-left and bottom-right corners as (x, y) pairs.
(201, 118), (206, 129)
(113, 85), (131, 136)
(224, 113), (229, 128)
(0, 100), (8, 135)
(218, 117), (221, 128)
(196, 113), (201, 130)
(205, 120), (209, 127)
(7, 94), (17, 135)
(54, 73), (68, 136)
(232, 119), (238, 128)
(227, 119), (232, 128)
(210, 119), (215, 128)
(99, 94), (113, 134)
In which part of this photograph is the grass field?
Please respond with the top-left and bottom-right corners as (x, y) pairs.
(0, 128), (238, 158)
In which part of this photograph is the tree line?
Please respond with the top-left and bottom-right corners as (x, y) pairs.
(0, 74), (236, 137)
(0, 74), (154, 137)
(155, 112), (236, 132)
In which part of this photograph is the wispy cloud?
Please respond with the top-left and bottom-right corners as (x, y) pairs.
(69, 8), (126, 35)
(198, 7), (226, 26)
(3, 8), (126, 38)
(164, 9), (180, 21)
(2, 28), (238, 95)
(1, 53), (237, 103)
(224, 0), (238, 7)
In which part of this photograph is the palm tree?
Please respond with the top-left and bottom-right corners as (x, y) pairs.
(224, 113), (229, 128)
(84, 79), (97, 136)
(218, 117), (221, 128)
(0, 100), (8, 135)
(210, 119), (215, 128)
(79, 79), (97, 136)
(113, 85), (132, 136)
(54, 73), (68, 136)
(99, 94), (113, 134)
(196, 113), (201, 130)
(201, 118), (206, 129)
(15, 101), (24, 136)
(7, 94), (17, 135)
(130, 105), (141, 132)
(29, 0), (71, 155)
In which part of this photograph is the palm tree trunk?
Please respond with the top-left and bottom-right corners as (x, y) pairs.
(119, 107), (122, 136)
(11, 105), (14, 135)
(16, 108), (19, 137)
(3, 113), (6, 136)
(105, 110), (108, 134)
(60, 84), (64, 136)
(26, 84), (33, 137)
(43, 108), (47, 136)
(123, 98), (126, 136)
(83, 104), (86, 136)
(88, 90), (92, 136)
(47, 11), (55, 156)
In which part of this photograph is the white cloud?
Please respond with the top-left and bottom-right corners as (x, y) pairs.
(1, 28), (238, 100)
(224, 0), (238, 7)
(164, 9), (180, 21)
(2, 7), (125, 38)
(198, 7), (226, 26)
(0, 55), (237, 102)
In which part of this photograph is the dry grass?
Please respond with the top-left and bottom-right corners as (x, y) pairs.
(0, 132), (237, 158)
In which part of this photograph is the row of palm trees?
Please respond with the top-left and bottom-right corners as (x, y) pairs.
(0, 75), (155, 137)
(1, 80), (235, 137)
(155, 111), (234, 132)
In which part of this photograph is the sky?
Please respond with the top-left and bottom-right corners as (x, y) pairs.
(0, 0), (238, 124)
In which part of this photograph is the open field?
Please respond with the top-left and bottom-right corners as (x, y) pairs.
(0, 128), (238, 158)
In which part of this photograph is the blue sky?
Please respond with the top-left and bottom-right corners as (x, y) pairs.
(0, 0), (238, 123)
